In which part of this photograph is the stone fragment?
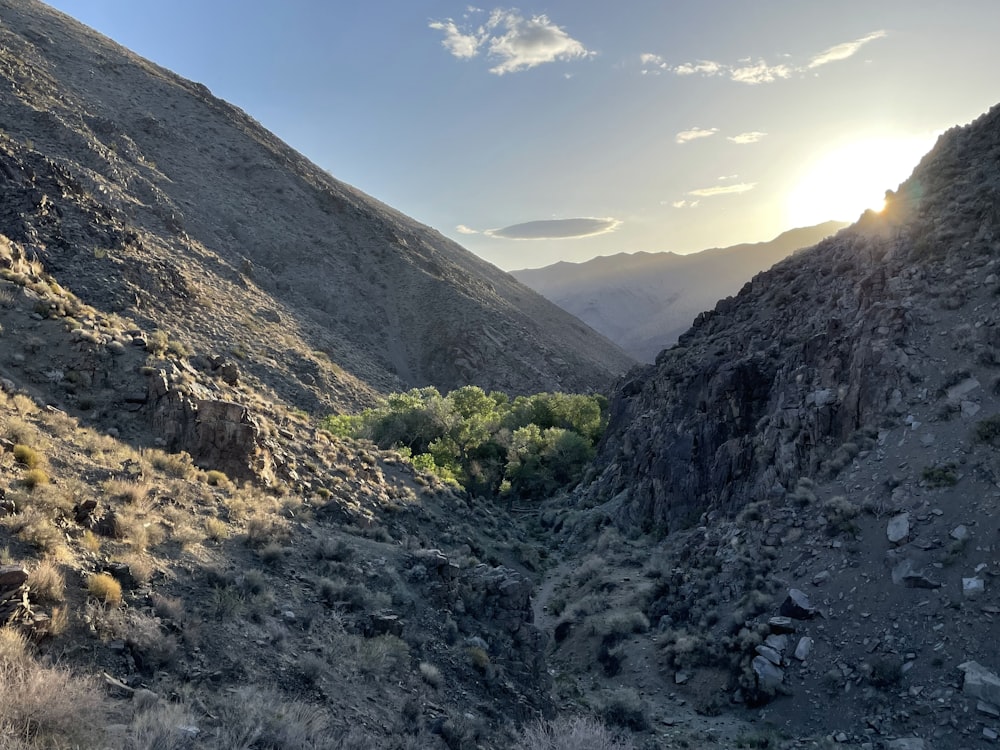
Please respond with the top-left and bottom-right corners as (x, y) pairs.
(768, 616), (796, 634)
(959, 661), (1000, 706)
(751, 655), (784, 692)
(886, 740), (926, 750)
(764, 634), (788, 654)
(962, 400), (981, 418)
(794, 636), (814, 661)
(780, 589), (819, 620)
(812, 570), (831, 586)
(950, 525), (970, 541)
(947, 377), (980, 401)
(963, 577), (985, 598)
(984, 727), (998, 741)
(756, 644), (782, 666)
(978, 700), (1000, 718)
(887, 513), (910, 544)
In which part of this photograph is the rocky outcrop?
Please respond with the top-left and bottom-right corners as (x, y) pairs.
(147, 369), (273, 483)
(580, 103), (1000, 534)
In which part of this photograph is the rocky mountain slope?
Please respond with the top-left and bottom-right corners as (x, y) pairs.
(511, 222), (846, 362)
(541, 102), (1000, 748)
(0, 0), (632, 416)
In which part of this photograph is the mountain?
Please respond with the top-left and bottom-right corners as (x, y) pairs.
(0, 0), (632, 418)
(511, 222), (847, 362)
(542, 103), (1000, 746)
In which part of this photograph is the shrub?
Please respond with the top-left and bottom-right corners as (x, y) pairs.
(974, 415), (1000, 446)
(27, 559), (66, 603)
(922, 462), (958, 487)
(514, 715), (635, 750)
(0, 627), (106, 747)
(88, 573), (123, 606)
(205, 469), (229, 487)
(599, 688), (649, 731)
(12, 444), (41, 468)
(419, 661), (443, 688)
(22, 468), (50, 489)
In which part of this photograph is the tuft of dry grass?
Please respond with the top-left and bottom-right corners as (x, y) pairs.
(22, 468), (50, 490)
(27, 559), (66, 603)
(12, 443), (41, 468)
(204, 517), (229, 541)
(88, 573), (123, 606)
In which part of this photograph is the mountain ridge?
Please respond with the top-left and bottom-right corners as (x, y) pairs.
(511, 221), (847, 361)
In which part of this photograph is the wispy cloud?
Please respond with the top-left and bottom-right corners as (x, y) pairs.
(455, 224), (479, 235)
(675, 127), (718, 144)
(671, 199), (700, 209)
(727, 131), (767, 144)
(430, 9), (593, 75)
(642, 30), (886, 85)
(688, 182), (756, 197)
(483, 217), (621, 240)
(808, 30), (886, 68)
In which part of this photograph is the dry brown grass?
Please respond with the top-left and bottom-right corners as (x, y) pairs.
(0, 627), (107, 748)
(26, 559), (66, 604)
(88, 572), (123, 606)
(204, 516), (229, 541)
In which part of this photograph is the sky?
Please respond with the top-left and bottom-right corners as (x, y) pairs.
(42, 2), (1000, 270)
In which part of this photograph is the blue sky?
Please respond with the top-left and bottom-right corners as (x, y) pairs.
(43, 2), (1000, 269)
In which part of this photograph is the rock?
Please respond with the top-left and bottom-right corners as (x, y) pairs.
(674, 670), (689, 685)
(764, 634), (788, 654)
(887, 513), (910, 544)
(978, 700), (1000, 718)
(947, 376), (980, 401)
(794, 637), (814, 661)
(780, 589), (819, 620)
(985, 727), (999, 742)
(962, 400), (981, 418)
(950, 525), (970, 541)
(768, 616), (796, 634)
(812, 570), (831, 586)
(963, 577), (985, 598)
(959, 661), (1000, 706)
(886, 740), (926, 750)
(0, 566), (29, 590)
(755, 644), (783, 666)
(751, 655), (784, 692)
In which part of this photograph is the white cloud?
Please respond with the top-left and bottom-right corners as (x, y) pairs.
(688, 182), (757, 197)
(671, 199), (700, 209)
(485, 217), (621, 240)
(455, 224), (479, 235)
(653, 30), (887, 85)
(808, 30), (886, 68)
(430, 9), (592, 75)
(727, 131), (767, 144)
(428, 20), (484, 59)
(675, 127), (718, 144)
(674, 60), (722, 77)
(729, 60), (792, 84)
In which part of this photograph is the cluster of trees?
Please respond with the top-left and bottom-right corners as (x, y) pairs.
(321, 386), (608, 501)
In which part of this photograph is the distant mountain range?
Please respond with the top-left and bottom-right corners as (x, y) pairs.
(511, 221), (848, 362)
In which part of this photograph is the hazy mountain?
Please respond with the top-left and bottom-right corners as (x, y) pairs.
(511, 221), (847, 362)
(0, 0), (632, 416)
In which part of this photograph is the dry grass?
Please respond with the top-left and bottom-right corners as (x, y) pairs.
(0, 627), (107, 748)
(21, 468), (50, 490)
(26, 559), (65, 604)
(12, 443), (41, 468)
(514, 715), (635, 750)
(204, 516), (229, 541)
(88, 572), (123, 606)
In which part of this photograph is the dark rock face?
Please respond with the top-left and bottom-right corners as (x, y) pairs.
(582, 103), (1000, 534)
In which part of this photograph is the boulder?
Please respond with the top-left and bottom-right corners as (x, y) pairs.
(752, 655), (784, 692)
(887, 513), (910, 544)
(794, 637), (814, 661)
(959, 661), (1000, 706)
(780, 589), (819, 620)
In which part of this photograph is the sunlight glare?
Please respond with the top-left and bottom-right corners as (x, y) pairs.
(785, 135), (937, 228)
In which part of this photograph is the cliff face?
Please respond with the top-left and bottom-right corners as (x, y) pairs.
(583, 104), (1000, 533)
(0, 1), (632, 412)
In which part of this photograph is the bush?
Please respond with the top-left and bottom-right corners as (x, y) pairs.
(12, 444), (41, 468)
(22, 468), (50, 489)
(27, 560), (66, 603)
(599, 688), (649, 731)
(513, 715), (635, 750)
(88, 573), (123, 606)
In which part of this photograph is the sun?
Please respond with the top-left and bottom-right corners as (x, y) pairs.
(785, 134), (938, 228)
